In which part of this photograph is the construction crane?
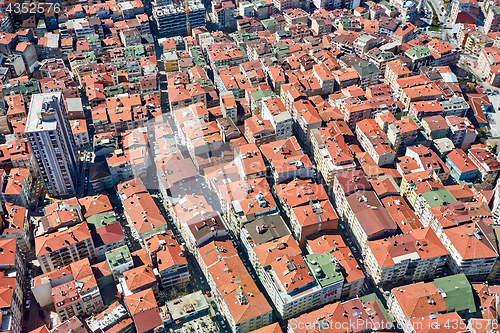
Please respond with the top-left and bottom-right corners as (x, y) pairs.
(185, 0), (191, 36)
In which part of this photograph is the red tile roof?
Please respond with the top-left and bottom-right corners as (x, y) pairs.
(124, 288), (163, 333)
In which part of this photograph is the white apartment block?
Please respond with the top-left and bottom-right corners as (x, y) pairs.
(259, 254), (322, 320)
(26, 92), (79, 197)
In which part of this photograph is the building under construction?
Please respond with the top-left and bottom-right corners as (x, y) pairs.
(153, 0), (206, 37)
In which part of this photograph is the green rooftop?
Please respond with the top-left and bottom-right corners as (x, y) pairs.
(433, 274), (476, 313)
(106, 245), (132, 268)
(353, 61), (381, 77)
(370, 49), (395, 61)
(124, 44), (145, 58)
(18, 79), (40, 96)
(340, 18), (352, 27)
(305, 252), (344, 288)
(86, 212), (118, 231)
(491, 5), (500, 15)
(104, 85), (124, 98)
(421, 188), (457, 208)
(379, 1), (397, 10)
(85, 51), (96, 63)
(86, 34), (100, 45)
(233, 30), (258, 43)
(275, 43), (290, 56)
(94, 134), (116, 151)
(262, 18), (278, 33)
(190, 46), (207, 67)
(197, 78), (213, 87)
(142, 33), (154, 44)
(405, 45), (431, 59)
(251, 89), (274, 102)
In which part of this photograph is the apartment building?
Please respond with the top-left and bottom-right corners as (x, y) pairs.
(413, 189), (459, 232)
(146, 232), (190, 289)
(26, 92), (79, 197)
(35, 222), (96, 273)
(234, 143), (267, 180)
(197, 239), (273, 333)
(91, 221), (126, 262)
(477, 46), (500, 87)
(290, 99), (322, 147)
(420, 115), (449, 140)
(309, 127), (356, 191)
(465, 32), (494, 57)
(428, 39), (461, 67)
(106, 246), (134, 281)
(445, 148), (480, 184)
(342, 99), (373, 128)
(400, 83), (443, 109)
(215, 177), (277, 235)
(387, 117), (419, 156)
(261, 97), (293, 141)
(305, 232), (365, 300)
(86, 302), (134, 333)
(173, 198), (227, 255)
(289, 297), (392, 333)
(388, 274), (476, 333)
(445, 116), (477, 150)
(206, 42), (245, 70)
(32, 259), (102, 312)
(332, 68), (360, 90)
(0, 239), (23, 333)
(333, 170), (371, 220)
(333, 171), (397, 251)
(467, 143), (500, 183)
(352, 61), (381, 90)
(52, 264), (104, 321)
(2, 203), (31, 251)
(385, 59), (412, 89)
(439, 97), (469, 118)
(440, 221), (498, 281)
(120, 183), (168, 242)
(239, 215), (297, 277)
(260, 137), (313, 183)
(356, 119), (396, 166)
(2, 167), (32, 209)
(121, 264), (158, 296)
(364, 227), (449, 286)
(124, 288), (164, 333)
(244, 115), (276, 146)
(399, 169), (442, 206)
(275, 178), (336, 248)
(406, 145), (451, 183)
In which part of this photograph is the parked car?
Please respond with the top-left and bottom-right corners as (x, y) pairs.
(206, 290), (211, 297)
(25, 300), (30, 309)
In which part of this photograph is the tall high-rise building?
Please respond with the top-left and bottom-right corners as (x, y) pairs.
(153, 0), (206, 37)
(26, 92), (79, 197)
